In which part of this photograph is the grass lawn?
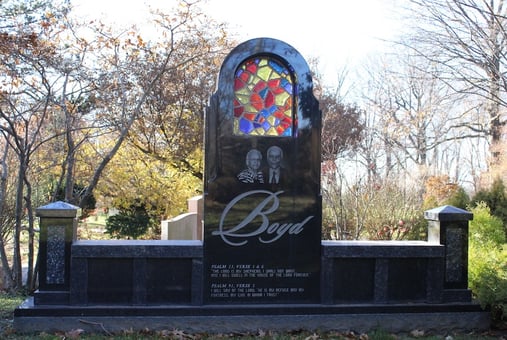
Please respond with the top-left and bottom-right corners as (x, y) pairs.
(0, 293), (22, 337)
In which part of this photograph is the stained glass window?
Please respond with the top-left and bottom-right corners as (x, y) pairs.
(233, 57), (294, 137)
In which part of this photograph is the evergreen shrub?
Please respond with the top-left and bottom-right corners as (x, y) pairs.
(468, 202), (507, 322)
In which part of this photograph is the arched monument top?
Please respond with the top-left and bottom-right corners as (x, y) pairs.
(217, 37), (313, 90)
(213, 37), (318, 132)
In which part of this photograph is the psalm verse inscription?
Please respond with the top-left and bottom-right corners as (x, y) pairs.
(210, 264), (308, 299)
(210, 283), (305, 298)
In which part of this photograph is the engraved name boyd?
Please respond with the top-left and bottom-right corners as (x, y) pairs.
(213, 190), (314, 246)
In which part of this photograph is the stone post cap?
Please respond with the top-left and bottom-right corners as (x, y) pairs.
(424, 205), (473, 222)
(36, 201), (81, 218)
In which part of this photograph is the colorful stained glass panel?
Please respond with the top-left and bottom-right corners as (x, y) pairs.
(233, 57), (294, 136)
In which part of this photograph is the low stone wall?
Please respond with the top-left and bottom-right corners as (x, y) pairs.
(34, 239), (458, 306)
(69, 240), (203, 305)
(16, 239), (489, 333)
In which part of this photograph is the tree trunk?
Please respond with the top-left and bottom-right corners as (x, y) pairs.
(13, 155), (26, 289)
(63, 76), (76, 204)
(0, 238), (14, 292)
(24, 177), (35, 290)
(0, 141), (14, 291)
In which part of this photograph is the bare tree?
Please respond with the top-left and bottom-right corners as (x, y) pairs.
(0, 0), (76, 290)
(75, 2), (230, 209)
(0, 0), (230, 290)
(359, 51), (487, 187)
(403, 0), (507, 163)
(126, 10), (232, 181)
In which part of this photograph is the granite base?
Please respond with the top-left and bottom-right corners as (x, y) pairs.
(14, 297), (490, 334)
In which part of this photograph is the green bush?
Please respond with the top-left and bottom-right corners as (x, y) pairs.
(472, 177), (507, 238)
(468, 202), (507, 321)
(105, 202), (152, 239)
(469, 202), (505, 245)
(444, 186), (470, 209)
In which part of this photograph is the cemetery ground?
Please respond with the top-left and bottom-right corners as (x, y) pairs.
(0, 293), (505, 339)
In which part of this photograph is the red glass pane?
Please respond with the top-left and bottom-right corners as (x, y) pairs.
(281, 117), (291, 128)
(271, 87), (286, 95)
(234, 105), (244, 117)
(274, 110), (285, 119)
(243, 113), (257, 121)
(253, 80), (267, 92)
(239, 71), (249, 82)
(264, 91), (274, 107)
(234, 78), (246, 91)
(282, 98), (292, 111)
(250, 93), (264, 110)
(268, 79), (280, 88)
(246, 61), (257, 74)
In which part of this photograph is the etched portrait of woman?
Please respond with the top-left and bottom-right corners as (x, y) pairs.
(237, 149), (264, 184)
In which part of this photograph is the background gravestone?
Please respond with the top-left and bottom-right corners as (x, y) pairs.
(204, 38), (321, 304)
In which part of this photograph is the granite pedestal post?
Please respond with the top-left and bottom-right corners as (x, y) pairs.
(34, 201), (79, 305)
(425, 205), (473, 301)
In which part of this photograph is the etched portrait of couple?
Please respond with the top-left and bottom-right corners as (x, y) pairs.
(237, 146), (285, 185)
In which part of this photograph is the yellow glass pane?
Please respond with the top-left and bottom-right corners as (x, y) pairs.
(270, 70), (281, 79)
(236, 94), (250, 105)
(275, 92), (290, 106)
(244, 105), (256, 112)
(266, 127), (278, 135)
(257, 66), (272, 81)
(236, 88), (250, 96)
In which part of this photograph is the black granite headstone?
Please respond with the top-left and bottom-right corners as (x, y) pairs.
(203, 38), (321, 304)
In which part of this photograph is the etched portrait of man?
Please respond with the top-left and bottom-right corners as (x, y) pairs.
(265, 146), (284, 185)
